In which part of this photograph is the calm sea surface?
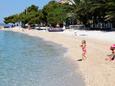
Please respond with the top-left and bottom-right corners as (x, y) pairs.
(0, 31), (85, 86)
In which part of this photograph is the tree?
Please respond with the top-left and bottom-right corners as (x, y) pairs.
(72, 0), (92, 25)
(72, 0), (115, 27)
(4, 0), (115, 29)
(42, 1), (72, 27)
(4, 14), (19, 24)
(20, 5), (40, 25)
(4, 5), (42, 25)
(105, 0), (115, 22)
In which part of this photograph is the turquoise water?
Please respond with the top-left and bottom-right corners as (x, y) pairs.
(0, 31), (85, 86)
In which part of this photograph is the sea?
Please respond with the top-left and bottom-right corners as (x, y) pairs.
(0, 31), (85, 86)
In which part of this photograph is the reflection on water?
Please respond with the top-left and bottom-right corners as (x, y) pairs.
(0, 31), (85, 86)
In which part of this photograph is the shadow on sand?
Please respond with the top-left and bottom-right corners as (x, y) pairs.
(77, 59), (82, 61)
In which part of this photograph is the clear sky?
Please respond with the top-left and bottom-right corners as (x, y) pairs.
(0, 0), (51, 23)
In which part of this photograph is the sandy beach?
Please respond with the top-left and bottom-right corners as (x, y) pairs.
(3, 27), (115, 86)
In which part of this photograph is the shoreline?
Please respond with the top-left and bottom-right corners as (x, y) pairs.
(2, 27), (115, 86)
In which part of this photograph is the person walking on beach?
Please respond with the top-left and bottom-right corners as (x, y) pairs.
(80, 40), (87, 60)
(106, 44), (115, 61)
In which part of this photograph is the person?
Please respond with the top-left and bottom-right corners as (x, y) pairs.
(80, 40), (87, 60)
(28, 24), (31, 30)
(105, 44), (115, 61)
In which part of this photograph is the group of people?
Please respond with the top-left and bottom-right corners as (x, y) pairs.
(80, 40), (115, 61)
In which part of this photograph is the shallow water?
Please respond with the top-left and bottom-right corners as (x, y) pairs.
(0, 31), (85, 86)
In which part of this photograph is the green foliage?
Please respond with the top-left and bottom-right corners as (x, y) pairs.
(72, 0), (115, 25)
(4, 0), (115, 28)
(42, 1), (72, 27)
(47, 6), (66, 26)
(104, 0), (115, 22)
(4, 5), (42, 25)
(4, 14), (20, 24)
(26, 5), (38, 12)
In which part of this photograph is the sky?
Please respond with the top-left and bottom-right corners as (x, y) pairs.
(0, 0), (51, 23)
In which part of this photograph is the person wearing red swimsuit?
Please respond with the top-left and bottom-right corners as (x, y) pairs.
(80, 40), (87, 60)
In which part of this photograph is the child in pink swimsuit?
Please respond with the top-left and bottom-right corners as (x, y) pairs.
(106, 44), (115, 61)
(80, 40), (87, 60)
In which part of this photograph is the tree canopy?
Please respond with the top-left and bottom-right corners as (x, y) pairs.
(4, 0), (115, 29)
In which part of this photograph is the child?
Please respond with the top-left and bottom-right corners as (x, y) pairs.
(106, 44), (115, 61)
(80, 40), (87, 60)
